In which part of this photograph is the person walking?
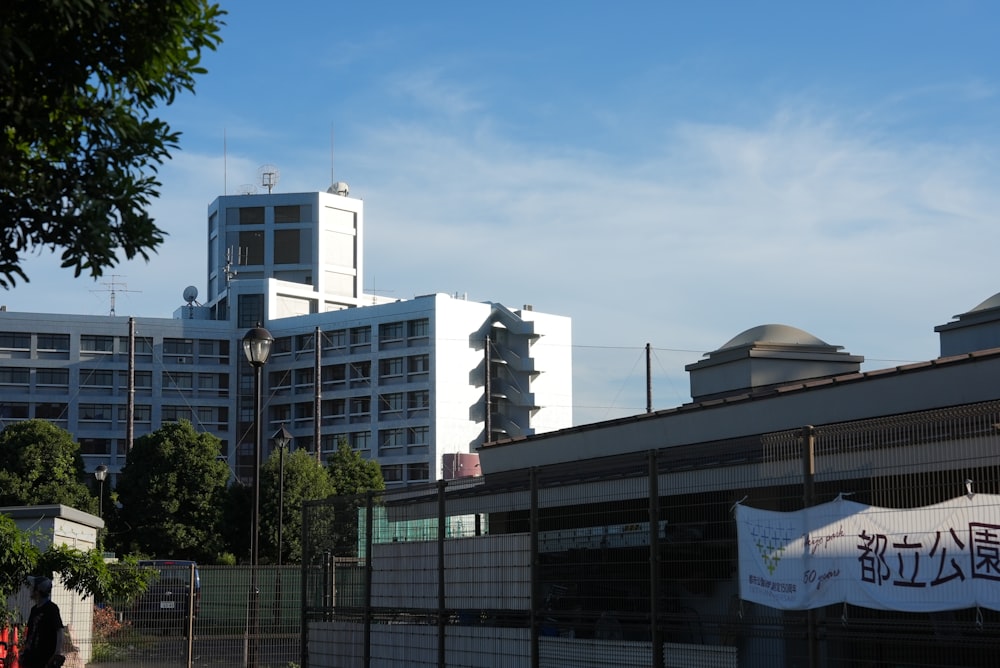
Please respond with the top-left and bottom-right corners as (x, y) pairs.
(20, 576), (64, 668)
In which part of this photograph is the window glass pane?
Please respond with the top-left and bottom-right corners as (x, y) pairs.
(79, 438), (110, 455)
(381, 465), (403, 482)
(239, 207), (265, 224)
(274, 205), (301, 223)
(350, 431), (370, 450)
(326, 330), (346, 349)
(239, 230), (264, 265)
(163, 339), (194, 355)
(408, 354), (429, 374)
(81, 369), (113, 386)
(36, 403), (67, 419)
(274, 229), (300, 263)
(79, 404), (112, 420)
(37, 334), (69, 351)
(2, 403), (28, 419)
(37, 368), (69, 385)
(118, 405), (151, 422)
(408, 463), (429, 482)
(164, 372), (192, 389)
(379, 393), (404, 415)
(238, 294), (264, 328)
(81, 335), (114, 352)
(380, 358), (404, 378)
(0, 333), (30, 349)
(408, 390), (429, 410)
(0, 367), (29, 384)
(408, 319), (429, 338)
(379, 322), (404, 341)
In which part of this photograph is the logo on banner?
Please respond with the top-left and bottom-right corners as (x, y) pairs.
(752, 522), (795, 575)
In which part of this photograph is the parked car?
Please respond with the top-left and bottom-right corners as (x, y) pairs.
(132, 560), (201, 634)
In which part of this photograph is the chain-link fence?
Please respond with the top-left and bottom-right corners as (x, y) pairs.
(302, 399), (1000, 668)
(79, 564), (300, 668)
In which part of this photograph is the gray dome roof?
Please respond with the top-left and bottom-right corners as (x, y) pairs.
(969, 292), (1000, 313)
(717, 324), (830, 352)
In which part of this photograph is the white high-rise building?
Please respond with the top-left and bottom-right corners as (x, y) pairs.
(0, 186), (572, 487)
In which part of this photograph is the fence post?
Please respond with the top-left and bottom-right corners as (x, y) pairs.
(364, 491), (374, 668)
(438, 479), (447, 668)
(530, 467), (539, 668)
(185, 562), (195, 668)
(300, 503), (311, 668)
(649, 450), (664, 668)
(803, 425), (819, 668)
(322, 551), (333, 621)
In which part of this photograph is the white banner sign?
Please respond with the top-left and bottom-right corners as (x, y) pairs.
(736, 494), (1000, 612)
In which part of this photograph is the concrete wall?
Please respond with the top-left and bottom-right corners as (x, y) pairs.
(2, 505), (103, 666)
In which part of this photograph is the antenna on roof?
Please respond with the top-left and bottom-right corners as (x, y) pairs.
(92, 275), (140, 316)
(258, 164), (280, 194)
(326, 126), (350, 197)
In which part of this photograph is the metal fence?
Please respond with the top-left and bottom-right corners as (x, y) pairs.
(80, 564), (301, 668)
(301, 399), (1000, 668)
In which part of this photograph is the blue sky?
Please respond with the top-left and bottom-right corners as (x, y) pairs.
(9, 2), (1000, 424)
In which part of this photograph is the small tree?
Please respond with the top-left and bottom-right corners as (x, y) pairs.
(113, 421), (229, 562)
(328, 439), (385, 497)
(0, 420), (94, 511)
(315, 440), (385, 557)
(260, 448), (336, 564)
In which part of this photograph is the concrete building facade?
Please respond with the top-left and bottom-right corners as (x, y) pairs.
(0, 187), (572, 487)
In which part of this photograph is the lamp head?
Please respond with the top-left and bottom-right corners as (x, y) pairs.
(242, 322), (274, 367)
(273, 424), (293, 450)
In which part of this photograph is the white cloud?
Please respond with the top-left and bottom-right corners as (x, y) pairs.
(343, 105), (1000, 422)
(8, 101), (999, 425)
(386, 68), (485, 118)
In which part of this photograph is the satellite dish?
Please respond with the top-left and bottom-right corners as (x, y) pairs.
(238, 183), (258, 195)
(258, 164), (280, 193)
(183, 286), (199, 304)
(328, 181), (349, 197)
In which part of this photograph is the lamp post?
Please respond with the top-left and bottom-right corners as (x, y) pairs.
(94, 465), (108, 519)
(242, 322), (273, 668)
(272, 425), (292, 566)
(272, 425), (292, 626)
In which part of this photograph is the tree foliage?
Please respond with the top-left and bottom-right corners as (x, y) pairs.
(260, 447), (336, 564)
(38, 546), (149, 604)
(307, 439), (385, 557)
(0, 419), (94, 510)
(328, 439), (385, 497)
(1, 516), (148, 624)
(0, 0), (225, 287)
(220, 480), (252, 564)
(0, 514), (39, 622)
(113, 420), (229, 562)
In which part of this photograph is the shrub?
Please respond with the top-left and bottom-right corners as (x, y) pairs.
(93, 604), (129, 642)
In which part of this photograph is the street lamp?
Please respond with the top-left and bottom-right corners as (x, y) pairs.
(242, 322), (274, 568)
(272, 425), (292, 626)
(94, 465), (108, 518)
(272, 425), (292, 566)
(242, 322), (273, 668)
